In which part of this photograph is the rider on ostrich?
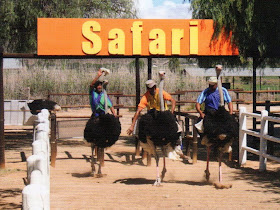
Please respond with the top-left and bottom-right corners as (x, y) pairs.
(89, 68), (116, 117)
(84, 68), (121, 177)
(195, 66), (233, 121)
(127, 71), (186, 186)
(127, 72), (188, 161)
(195, 65), (238, 189)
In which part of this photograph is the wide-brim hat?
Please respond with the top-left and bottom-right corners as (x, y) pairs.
(145, 80), (156, 88)
(208, 76), (218, 85)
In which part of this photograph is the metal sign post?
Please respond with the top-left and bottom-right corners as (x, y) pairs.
(0, 50), (5, 168)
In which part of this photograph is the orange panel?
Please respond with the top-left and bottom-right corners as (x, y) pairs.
(37, 18), (238, 56)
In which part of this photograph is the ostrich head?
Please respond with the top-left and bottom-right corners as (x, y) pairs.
(215, 65), (224, 107)
(159, 71), (166, 81)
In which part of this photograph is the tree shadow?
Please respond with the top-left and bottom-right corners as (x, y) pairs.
(230, 165), (280, 195)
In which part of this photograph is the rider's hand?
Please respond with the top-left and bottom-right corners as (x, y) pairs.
(126, 126), (134, 135)
(97, 69), (103, 77)
(200, 112), (205, 119)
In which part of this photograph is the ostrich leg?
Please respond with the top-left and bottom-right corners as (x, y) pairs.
(96, 147), (103, 178)
(205, 146), (211, 181)
(91, 143), (96, 176)
(153, 152), (161, 186)
(161, 147), (167, 180)
(218, 151), (223, 183)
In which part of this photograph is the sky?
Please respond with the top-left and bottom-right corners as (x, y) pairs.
(134, 0), (192, 19)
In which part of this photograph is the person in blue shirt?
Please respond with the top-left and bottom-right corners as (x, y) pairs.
(89, 69), (116, 117)
(196, 71), (233, 119)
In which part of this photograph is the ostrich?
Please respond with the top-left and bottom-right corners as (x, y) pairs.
(28, 99), (61, 115)
(202, 65), (238, 189)
(138, 71), (180, 186)
(84, 69), (121, 177)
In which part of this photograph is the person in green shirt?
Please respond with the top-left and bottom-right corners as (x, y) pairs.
(89, 69), (116, 117)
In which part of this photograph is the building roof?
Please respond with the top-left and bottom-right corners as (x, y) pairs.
(183, 67), (280, 77)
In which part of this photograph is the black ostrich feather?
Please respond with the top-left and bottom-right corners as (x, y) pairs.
(28, 99), (60, 115)
(203, 106), (239, 151)
(138, 110), (180, 148)
(84, 113), (121, 148)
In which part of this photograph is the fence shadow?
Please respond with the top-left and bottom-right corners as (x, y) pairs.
(5, 135), (33, 150)
(0, 188), (22, 209)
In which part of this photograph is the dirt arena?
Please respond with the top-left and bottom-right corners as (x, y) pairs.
(1, 108), (280, 209)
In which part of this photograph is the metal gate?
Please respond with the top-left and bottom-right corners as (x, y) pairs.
(57, 118), (89, 139)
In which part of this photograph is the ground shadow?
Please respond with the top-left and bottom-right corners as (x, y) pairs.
(72, 172), (93, 178)
(0, 188), (22, 209)
(118, 135), (136, 147)
(113, 178), (211, 187)
(57, 138), (86, 147)
(113, 152), (145, 166)
(113, 178), (155, 185)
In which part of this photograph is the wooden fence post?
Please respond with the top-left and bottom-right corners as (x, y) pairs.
(192, 118), (198, 163)
(50, 113), (57, 167)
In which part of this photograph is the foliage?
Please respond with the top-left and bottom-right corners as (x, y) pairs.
(240, 77), (251, 85)
(168, 58), (180, 72)
(0, 0), (136, 53)
(128, 59), (145, 73)
(187, 0), (280, 66)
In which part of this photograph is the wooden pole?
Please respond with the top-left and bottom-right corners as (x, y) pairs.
(192, 118), (198, 163)
(148, 57), (152, 80)
(253, 58), (257, 131)
(50, 113), (57, 167)
(0, 50), (5, 169)
(135, 58), (140, 107)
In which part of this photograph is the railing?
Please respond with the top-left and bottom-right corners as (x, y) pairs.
(174, 111), (199, 163)
(22, 109), (50, 210)
(239, 107), (280, 171)
(47, 88), (243, 113)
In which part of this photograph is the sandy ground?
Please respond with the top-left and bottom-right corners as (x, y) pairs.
(1, 107), (280, 209)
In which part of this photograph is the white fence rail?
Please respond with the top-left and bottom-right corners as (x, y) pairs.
(22, 109), (50, 210)
(239, 107), (280, 171)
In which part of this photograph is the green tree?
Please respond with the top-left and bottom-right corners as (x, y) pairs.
(188, 0), (280, 62)
(0, 0), (136, 53)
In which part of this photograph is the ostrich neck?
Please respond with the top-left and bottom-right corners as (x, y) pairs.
(103, 88), (108, 114)
(217, 75), (224, 106)
(159, 79), (164, 111)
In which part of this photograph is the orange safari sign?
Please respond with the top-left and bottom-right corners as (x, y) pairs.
(37, 18), (238, 56)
